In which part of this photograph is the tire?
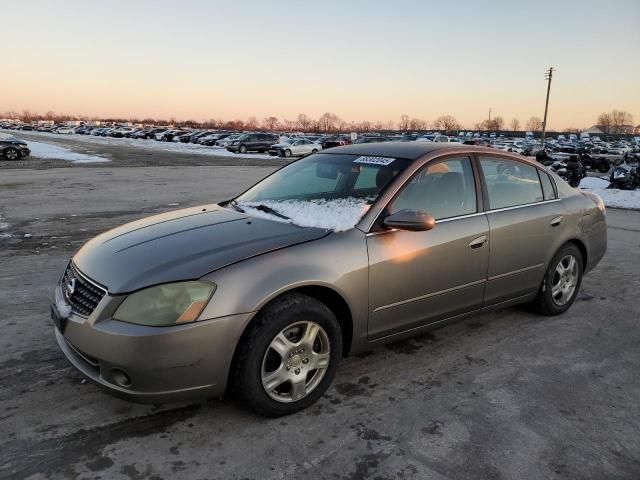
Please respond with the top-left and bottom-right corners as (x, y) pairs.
(4, 148), (19, 160)
(311, 149), (318, 153)
(239, 145), (247, 154)
(230, 292), (342, 417)
(531, 244), (583, 316)
(597, 160), (610, 173)
(284, 149), (292, 158)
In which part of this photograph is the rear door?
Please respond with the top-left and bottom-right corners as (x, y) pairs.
(367, 156), (489, 339)
(478, 156), (562, 305)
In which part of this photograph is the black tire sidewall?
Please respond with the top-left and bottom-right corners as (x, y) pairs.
(232, 293), (342, 417)
(539, 244), (584, 315)
(239, 145), (247, 153)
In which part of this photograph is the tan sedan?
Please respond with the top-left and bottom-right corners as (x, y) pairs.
(51, 143), (606, 416)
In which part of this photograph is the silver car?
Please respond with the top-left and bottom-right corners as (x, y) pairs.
(51, 143), (607, 416)
(268, 138), (322, 157)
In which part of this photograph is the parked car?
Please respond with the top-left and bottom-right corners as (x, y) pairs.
(56, 126), (77, 134)
(110, 127), (136, 138)
(226, 133), (279, 153)
(155, 129), (184, 142)
(269, 138), (322, 157)
(1, 138), (30, 160)
(51, 143), (607, 417)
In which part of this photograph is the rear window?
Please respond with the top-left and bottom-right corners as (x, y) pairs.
(538, 170), (557, 200)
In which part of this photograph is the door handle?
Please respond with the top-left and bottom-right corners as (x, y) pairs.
(550, 216), (563, 227)
(469, 235), (487, 249)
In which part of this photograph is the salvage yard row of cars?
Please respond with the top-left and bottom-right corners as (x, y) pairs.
(1, 121), (640, 163)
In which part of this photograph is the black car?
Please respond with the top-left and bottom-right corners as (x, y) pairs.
(226, 133), (279, 153)
(1, 139), (30, 160)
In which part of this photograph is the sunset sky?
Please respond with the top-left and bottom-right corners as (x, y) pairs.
(4, 0), (639, 129)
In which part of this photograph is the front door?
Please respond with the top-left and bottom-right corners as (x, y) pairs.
(367, 156), (489, 339)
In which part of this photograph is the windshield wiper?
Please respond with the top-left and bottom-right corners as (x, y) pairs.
(228, 200), (245, 213)
(253, 204), (290, 220)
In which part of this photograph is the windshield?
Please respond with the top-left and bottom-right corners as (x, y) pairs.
(233, 153), (410, 231)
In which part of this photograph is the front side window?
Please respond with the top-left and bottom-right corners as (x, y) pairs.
(480, 157), (544, 209)
(389, 157), (477, 220)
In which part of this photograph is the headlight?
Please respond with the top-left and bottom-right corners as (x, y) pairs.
(231, 141), (239, 145)
(113, 281), (215, 326)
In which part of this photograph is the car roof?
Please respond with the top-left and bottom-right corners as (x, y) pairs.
(321, 142), (543, 168)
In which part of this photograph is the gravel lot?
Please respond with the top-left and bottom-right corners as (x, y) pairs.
(0, 150), (639, 479)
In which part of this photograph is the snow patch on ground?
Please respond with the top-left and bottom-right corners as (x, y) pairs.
(6, 130), (273, 159)
(580, 177), (640, 209)
(238, 198), (372, 232)
(27, 141), (110, 163)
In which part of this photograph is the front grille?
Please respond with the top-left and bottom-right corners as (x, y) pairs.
(62, 263), (107, 317)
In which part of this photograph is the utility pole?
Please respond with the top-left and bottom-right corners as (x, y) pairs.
(488, 107), (492, 123)
(541, 67), (554, 146)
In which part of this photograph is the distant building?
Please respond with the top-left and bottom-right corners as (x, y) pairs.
(584, 124), (636, 135)
(635, 125), (640, 134)
(583, 125), (605, 135)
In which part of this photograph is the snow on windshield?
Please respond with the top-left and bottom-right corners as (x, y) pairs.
(237, 197), (372, 232)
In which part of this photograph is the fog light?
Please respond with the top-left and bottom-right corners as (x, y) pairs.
(111, 368), (132, 388)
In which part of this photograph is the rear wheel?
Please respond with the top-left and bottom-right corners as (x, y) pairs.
(597, 159), (610, 173)
(231, 293), (342, 417)
(532, 244), (583, 316)
(4, 148), (19, 160)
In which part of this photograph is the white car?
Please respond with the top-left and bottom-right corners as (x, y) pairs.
(56, 126), (77, 134)
(268, 138), (322, 157)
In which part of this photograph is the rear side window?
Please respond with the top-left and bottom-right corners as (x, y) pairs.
(538, 170), (557, 200)
(480, 158), (544, 210)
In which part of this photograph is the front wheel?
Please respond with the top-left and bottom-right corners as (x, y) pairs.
(4, 148), (19, 160)
(239, 145), (247, 154)
(532, 244), (583, 316)
(283, 149), (292, 158)
(230, 293), (342, 417)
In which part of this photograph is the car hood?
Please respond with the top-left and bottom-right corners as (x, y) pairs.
(73, 205), (330, 294)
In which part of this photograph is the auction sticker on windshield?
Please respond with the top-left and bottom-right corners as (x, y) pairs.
(353, 156), (396, 165)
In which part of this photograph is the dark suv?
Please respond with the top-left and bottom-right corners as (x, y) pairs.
(1, 138), (30, 160)
(226, 133), (279, 153)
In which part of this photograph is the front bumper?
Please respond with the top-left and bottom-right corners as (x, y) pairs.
(20, 148), (30, 157)
(51, 286), (254, 403)
(226, 145), (240, 152)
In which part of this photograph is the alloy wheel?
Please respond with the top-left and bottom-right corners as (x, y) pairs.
(551, 254), (578, 306)
(261, 321), (330, 403)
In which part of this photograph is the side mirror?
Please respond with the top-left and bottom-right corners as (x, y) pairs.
(383, 210), (436, 232)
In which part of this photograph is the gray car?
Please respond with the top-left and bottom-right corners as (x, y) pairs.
(51, 143), (607, 416)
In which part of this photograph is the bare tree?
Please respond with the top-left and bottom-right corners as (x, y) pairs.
(262, 116), (279, 131)
(433, 115), (461, 131)
(409, 118), (426, 131)
(509, 118), (520, 131)
(597, 112), (612, 134)
(610, 110), (633, 134)
(318, 112), (341, 132)
(399, 114), (410, 131)
(296, 113), (311, 132)
(245, 116), (258, 130)
(526, 116), (543, 132)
